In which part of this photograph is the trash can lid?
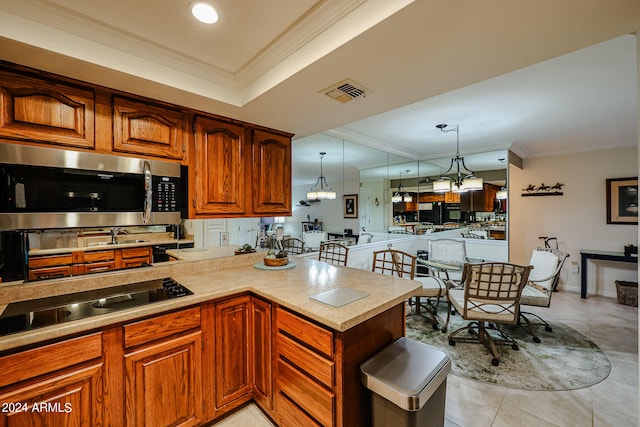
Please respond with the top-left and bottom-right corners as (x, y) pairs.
(360, 337), (451, 411)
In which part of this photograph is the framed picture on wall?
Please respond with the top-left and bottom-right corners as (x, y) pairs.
(606, 177), (638, 224)
(343, 194), (358, 218)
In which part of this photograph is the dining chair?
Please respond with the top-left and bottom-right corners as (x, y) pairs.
(371, 249), (443, 329)
(282, 237), (305, 254)
(417, 238), (472, 286)
(519, 247), (569, 342)
(318, 241), (349, 266)
(444, 262), (532, 366)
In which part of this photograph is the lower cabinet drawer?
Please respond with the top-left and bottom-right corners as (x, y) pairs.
(124, 306), (201, 348)
(276, 392), (322, 427)
(83, 261), (115, 274)
(277, 333), (334, 387)
(28, 265), (73, 281)
(277, 359), (334, 427)
(120, 257), (149, 268)
(276, 307), (333, 356)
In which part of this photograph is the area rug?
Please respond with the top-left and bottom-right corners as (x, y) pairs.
(405, 309), (611, 391)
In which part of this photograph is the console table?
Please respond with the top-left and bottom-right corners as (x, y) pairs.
(327, 232), (359, 245)
(580, 249), (638, 298)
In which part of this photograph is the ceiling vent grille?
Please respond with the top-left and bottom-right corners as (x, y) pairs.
(320, 79), (369, 103)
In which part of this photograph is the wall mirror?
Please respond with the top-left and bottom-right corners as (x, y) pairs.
(291, 134), (508, 243)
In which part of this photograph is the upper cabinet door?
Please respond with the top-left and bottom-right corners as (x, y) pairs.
(251, 129), (291, 215)
(0, 70), (95, 149)
(194, 116), (247, 215)
(112, 96), (185, 160)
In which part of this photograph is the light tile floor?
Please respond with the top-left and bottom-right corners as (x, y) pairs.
(212, 292), (638, 427)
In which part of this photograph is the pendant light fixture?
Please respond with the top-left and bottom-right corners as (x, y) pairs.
(392, 170), (413, 203)
(433, 124), (483, 193)
(307, 152), (336, 201)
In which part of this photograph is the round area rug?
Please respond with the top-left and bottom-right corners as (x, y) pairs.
(405, 310), (611, 391)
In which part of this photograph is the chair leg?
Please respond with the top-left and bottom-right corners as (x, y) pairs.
(519, 311), (551, 343)
(442, 300), (453, 333)
(407, 296), (440, 330)
(419, 297), (441, 330)
(448, 320), (519, 366)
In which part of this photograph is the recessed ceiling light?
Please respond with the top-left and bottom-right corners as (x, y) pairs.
(191, 2), (218, 24)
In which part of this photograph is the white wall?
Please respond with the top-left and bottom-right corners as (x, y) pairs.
(288, 180), (359, 239)
(509, 146), (638, 297)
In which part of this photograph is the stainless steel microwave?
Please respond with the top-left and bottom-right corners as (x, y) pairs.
(0, 143), (181, 230)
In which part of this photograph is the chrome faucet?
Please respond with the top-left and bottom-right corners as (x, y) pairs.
(110, 227), (130, 244)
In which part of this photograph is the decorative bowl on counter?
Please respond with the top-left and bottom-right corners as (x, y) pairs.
(263, 257), (289, 267)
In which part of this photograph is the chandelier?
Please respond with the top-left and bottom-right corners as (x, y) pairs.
(433, 124), (483, 193)
(306, 152), (336, 200)
(392, 170), (413, 203)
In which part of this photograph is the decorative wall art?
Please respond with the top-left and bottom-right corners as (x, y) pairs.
(606, 177), (638, 224)
(521, 182), (564, 197)
(343, 194), (358, 218)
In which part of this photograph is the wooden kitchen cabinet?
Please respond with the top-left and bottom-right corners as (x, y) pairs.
(460, 183), (500, 212)
(190, 117), (292, 218)
(275, 304), (405, 427)
(124, 332), (203, 427)
(28, 253), (78, 280)
(0, 68), (95, 150)
(419, 193), (445, 203)
(251, 129), (292, 215)
(193, 116), (248, 216)
(112, 96), (186, 160)
(214, 295), (252, 409)
(275, 306), (335, 427)
(123, 307), (203, 427)
(0, 333), (103, 427)
(117, 246), (152, 269)
(250, 296), (273, 413)
(82, 249), (116, 274)
(444, 192), (461, 203)
(29, 246), (152, 280)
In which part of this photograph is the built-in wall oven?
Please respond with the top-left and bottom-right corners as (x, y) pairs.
(0, 143), (182, 230)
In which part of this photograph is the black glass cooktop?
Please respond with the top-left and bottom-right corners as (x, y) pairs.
(0, 278), (192, 337)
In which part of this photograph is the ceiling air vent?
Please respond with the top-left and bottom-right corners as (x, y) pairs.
(320, 79), (369, 103)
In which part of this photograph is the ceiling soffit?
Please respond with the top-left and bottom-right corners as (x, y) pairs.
(0, 0), (413, 106)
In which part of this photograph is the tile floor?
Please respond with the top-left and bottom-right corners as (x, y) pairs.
(212, 292), (638, 427)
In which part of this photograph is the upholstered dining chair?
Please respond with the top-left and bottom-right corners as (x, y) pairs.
(417, 238), (473, 286)
(444, 262), (533, 366)
(282, 238), (305, 255)
(519, 248), (569, 343)
(318, 241), (349, 266)
(371, 249), (444, 329)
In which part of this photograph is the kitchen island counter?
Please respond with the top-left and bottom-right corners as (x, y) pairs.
(0, 252), (419, 351)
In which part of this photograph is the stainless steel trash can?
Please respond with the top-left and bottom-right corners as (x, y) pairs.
(361, 337), (451, 427)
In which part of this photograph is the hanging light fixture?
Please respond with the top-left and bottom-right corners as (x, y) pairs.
(392, 170), (413, 203)
(433, 124), (483, 193)
(496, 187), (508, 200)
(307, 152), (336, 200)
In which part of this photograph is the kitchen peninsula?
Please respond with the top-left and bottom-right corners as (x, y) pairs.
(0, 253), (419, 427)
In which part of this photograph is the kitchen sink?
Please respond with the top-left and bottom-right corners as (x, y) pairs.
(88, 239), (149, 247)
